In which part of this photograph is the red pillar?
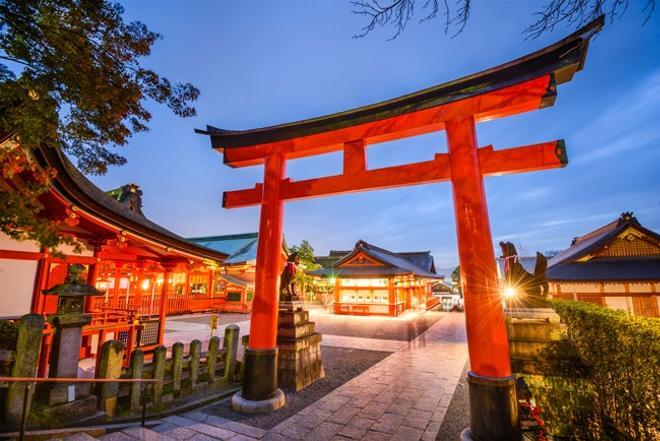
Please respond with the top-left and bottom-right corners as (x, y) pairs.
(157, 266), (173, 345)
(249, 153), (286, 350)
(446, 115), (510, 378)
(235, 153), (287, 407)
(446, 115), (519, 440)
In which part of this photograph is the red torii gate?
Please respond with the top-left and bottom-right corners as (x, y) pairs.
(199, 17), (601, 440)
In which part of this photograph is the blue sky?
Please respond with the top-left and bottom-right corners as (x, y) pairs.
(88, 1), (660, 270)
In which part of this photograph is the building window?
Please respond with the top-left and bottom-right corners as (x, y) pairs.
(227, 291), (242, 302)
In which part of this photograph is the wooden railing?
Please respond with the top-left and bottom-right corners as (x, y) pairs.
(91, 294), (226, 317)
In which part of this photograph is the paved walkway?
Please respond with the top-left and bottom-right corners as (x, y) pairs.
(100, 313), (468, 441)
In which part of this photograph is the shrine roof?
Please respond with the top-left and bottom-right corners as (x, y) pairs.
(198, 17), (602, 151)
(188, 232), (288, 265)
(547, 212), (660, 282)
(34, 147), (228, 262)
(547, 212), (660, 266)
(310, 240), (443, 279)
(189, 233), (259, 264)
(547, 260), (660, 282)
(221, 272), (255, 286)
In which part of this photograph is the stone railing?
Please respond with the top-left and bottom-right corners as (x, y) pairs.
(96, 324), (243, 417)
(1, 318), (247, 428)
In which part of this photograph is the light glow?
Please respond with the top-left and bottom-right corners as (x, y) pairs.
(502, 286), (517, 299)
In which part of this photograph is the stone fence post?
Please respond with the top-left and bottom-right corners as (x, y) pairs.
(96, 340), (125, 417)
(239, 335), (249, 381)
(207, 336), (219, 382)
(223, 325), (239, 383)
(172, 342), (184, 397)
(189, 339), (201, 391)
(4, 314), (44, 427)
(152, 345), (166, 406)
(128, 349), (144, 412)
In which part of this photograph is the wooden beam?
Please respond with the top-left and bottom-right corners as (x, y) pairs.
(223, 139), (566, 208)
(223, 75), (553, 167)
(343, 140), (366, 175)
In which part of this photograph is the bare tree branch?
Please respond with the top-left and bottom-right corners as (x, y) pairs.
(351, 0), (470, 40)
(351, 0), (656, 39)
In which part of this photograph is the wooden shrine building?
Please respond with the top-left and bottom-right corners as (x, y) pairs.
(548, 212), (660, 317)
(0, 139), (228, 368)
(188, 233), (288, 313)
(310, 240), (442, 316)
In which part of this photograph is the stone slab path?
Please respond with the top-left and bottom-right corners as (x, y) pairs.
(97, 313), (468, 441)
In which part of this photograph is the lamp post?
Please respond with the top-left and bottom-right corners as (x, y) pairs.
(38, 264), (103, 408)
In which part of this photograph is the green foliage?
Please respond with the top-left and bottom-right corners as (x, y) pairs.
(522, 374), (599, 440)
(0, 319), (18, 350)
(450, 266), (461, 293)
(0, 0), (198, 251)
(289, 240), (321, 297)
(550, 300), (660, 440)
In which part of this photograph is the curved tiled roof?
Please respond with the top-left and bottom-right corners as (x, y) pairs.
(34, 147), (228, 262)
(311, 240), (442, 279)
(547, 213), (660, 281)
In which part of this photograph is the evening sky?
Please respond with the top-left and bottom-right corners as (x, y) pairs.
(88, 1), (660, 269)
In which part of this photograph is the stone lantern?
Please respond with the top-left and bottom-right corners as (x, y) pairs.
(38, 264), (102, 408)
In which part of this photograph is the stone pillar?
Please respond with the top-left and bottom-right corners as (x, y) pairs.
(152, 345), (166, 405)
(223, 325), (239, 382)
(172, 342), (184, 396)
(505, 308), (562, 374)
(129, 349), (144, 411)
(4, 314), (44, 427)
(207, 336), (220, 381)
(189, 339), (201, 390)
(276, 302), (324, 391)
(39, 312), (93, 405)
(96, 340), (125, 417)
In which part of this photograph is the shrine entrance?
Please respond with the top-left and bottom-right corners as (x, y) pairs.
(198, 17), (601, 441)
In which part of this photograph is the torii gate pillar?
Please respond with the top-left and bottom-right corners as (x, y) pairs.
(447, 116), (520, 440)
(231, 154), (287, 412)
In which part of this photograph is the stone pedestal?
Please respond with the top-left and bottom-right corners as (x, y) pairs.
(37, 314), (93, 406)
(276, 301), (324, 391)
(505, 307), (562, 374)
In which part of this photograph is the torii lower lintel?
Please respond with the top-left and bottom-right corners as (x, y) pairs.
(222, 139), (567, 208)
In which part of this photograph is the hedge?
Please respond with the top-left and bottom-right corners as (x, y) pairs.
(550, 300), (659, 440)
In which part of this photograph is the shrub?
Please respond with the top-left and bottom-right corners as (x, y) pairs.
(0, 320), (18, 350)
(550, 300), (659, 440)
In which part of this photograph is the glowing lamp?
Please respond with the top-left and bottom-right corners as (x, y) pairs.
(502, 287), (517, 299)
(141, 279), (150, 290)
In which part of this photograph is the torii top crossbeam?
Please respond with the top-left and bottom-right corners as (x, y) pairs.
(198, 18), (601, 209)
(199, 18), (599, 163)
(198, 18), (601, 427)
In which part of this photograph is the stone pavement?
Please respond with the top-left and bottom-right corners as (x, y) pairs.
(96, 313), (468, 441)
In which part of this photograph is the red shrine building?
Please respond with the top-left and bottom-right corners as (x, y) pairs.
(0, 140), (229, 366)
(187, 233), (288, 313)
(310, 240), (442, 316)
(547, 212), (660, 317)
